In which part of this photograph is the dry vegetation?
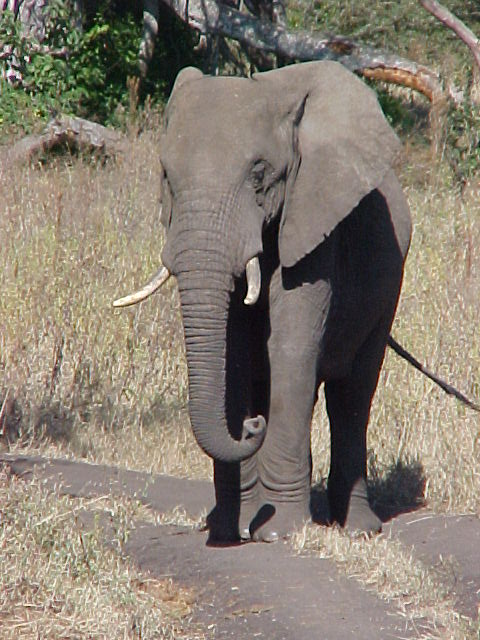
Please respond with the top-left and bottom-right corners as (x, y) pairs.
(1, 104), (480, 637)
(0, 467), (205, 639)
(292, 523), (474, 639)
(0, 129), (210, 480)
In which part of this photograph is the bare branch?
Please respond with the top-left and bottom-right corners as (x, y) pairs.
(29, 42), (69, 57)
(420, 0), (480, 56)
(420, 0), (480, 103)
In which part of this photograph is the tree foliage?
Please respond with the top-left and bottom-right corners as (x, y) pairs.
(0, 1), (198, 137)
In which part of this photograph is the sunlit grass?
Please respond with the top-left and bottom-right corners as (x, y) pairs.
(291, 523), (476, 639)
(0, 136), (209, 479)
(0, 468), (205, 639)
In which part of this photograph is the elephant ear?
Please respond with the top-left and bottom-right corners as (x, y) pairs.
(161, 67), (203, 226)
(276, 62), (401, 268)
(164, 67), (203, 124)
(171, 66), (203, 92)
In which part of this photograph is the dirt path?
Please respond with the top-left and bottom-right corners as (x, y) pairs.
(2, 454), (478, 638)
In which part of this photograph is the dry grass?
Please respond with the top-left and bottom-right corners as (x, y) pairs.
(1, 125), (479, 638)
(0, 134), (209, 480)
(0, 467), (206, 639)
(291, 523), (475, 639)
(371, 177), (480, 515)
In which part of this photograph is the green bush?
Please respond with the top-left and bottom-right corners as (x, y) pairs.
(0, 2), (140, 134)
(0, 1), (199, 137)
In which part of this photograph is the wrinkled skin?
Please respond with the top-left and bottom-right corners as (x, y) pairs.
(158, 62), (411, 542)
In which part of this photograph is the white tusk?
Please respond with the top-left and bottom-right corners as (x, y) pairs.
(244, 256), (261, 305)
(113, 266), (171, 308)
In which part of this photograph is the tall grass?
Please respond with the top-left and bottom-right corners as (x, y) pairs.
(0, 468), (203, 639)
(0, 134), (208, 478)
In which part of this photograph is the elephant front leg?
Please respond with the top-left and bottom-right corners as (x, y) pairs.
(207, 302), (263, 543)
(212, 460), (260, 543)
(207, 456), (258, 543)
(252, 341), (318, 542)
(240, 455), (260, 539)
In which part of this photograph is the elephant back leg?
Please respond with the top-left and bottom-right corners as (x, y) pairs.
(325, 309), (395, 534)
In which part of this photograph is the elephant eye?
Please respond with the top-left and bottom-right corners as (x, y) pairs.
(252, 162), (265, 190)
(160, 170), (173, 229)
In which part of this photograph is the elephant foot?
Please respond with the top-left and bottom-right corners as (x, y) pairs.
(250, 501), (310, 543)
(206, 505), (241, 544)
(206, 488), (259, 543)
(329, 478), (382, 536)
(344, 495), (382, 535)
(239, 495), (259, 540)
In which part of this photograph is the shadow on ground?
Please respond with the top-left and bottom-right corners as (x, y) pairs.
(310, 459), (426, 526)
(369, 458), (426, 521)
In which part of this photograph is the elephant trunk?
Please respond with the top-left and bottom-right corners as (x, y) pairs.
(177, 268), (266, 463)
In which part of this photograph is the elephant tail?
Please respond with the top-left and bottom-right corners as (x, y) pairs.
(387, 335), (480, 412)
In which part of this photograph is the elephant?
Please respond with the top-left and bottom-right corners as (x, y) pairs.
(114, 61), (412, 543)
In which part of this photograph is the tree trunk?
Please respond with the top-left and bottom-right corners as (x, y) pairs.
(139, 0), (159, 78)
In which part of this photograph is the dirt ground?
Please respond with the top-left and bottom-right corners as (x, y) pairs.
(2, 454), (479, 639)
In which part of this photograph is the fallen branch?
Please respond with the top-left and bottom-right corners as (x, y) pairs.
(161, 0), (444, 102)
(1, 114), (128, 166)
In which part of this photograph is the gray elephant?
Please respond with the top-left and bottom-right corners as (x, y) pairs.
(114, 61), (412, 543)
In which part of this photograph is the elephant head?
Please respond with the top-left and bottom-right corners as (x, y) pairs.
(114, 61), (400, 464)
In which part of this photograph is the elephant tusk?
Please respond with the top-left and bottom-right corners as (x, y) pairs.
(244, 256), (261, 305)
(113, 265), (171, 308)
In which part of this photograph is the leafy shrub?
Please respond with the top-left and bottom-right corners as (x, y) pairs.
(0, 0), (199, 137)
